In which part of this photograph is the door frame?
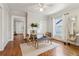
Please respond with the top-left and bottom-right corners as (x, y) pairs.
(11, 16), (26, 41)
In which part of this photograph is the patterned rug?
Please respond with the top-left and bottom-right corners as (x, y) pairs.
(20, 42), (59, 56)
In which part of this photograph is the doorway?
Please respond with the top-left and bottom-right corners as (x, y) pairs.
(14, 20), (24, 35)
(11, 16), (26, 42)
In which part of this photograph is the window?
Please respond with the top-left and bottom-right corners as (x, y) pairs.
(55, 17), (63, 38)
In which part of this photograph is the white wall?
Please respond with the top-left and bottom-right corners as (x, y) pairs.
(0, 3), (11, 51)
(2, 4), (11, 51)
(0, 4), (3, 51)
(47, 16), (53, 36)
(10, 10), (26, 17)
(27, 11), (48, 34)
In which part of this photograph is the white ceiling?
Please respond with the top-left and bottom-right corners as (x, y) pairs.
(7, 3), (79, 16)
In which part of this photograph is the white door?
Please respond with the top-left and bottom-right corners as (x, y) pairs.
(15, 21), (24, 34)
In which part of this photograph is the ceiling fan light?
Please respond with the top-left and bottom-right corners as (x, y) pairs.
(40, 8), (43, 12)
(72, 17), (75, 21)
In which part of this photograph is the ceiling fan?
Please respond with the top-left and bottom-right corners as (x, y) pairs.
(38, 3), (48, 12)
(27, 3), (54, 12)
(33, 3), (53, 12)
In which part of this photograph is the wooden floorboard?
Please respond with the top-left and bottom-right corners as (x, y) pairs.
(1, 41), (22, 56)
(0, 35), (79, 56)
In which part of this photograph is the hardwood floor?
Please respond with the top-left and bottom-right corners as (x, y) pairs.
(0, 41), (22, 56)
(39, 40), (79, 56)
(0, 35), (79, 56)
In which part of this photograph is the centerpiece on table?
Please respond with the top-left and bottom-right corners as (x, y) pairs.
(30, 23), (38, 35)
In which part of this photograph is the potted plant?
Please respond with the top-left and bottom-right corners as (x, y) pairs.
(30, 23), (38, 35)
(31, 23), (38, 28)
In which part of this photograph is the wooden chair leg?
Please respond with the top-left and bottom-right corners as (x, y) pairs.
(64, 42), (66, 45)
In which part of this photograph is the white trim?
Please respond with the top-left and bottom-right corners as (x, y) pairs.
(0, 48), (4, 51)
(11, 16), (26, 41)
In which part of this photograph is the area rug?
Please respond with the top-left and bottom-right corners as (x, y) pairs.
(20, 42), (59, 56)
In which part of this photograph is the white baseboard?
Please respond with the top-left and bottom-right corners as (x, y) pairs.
(0, 39), (12, 51)
(0, 47), (4, 51)
(53, 37), (79, 46)
(0, 44), (4, 51)
(68, 41), (79, 46)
